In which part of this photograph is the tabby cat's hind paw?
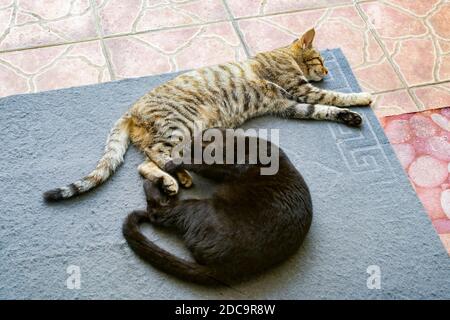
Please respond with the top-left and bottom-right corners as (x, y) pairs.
(165, 161), (193, 188)
(177, 169), (193, 188)
(338, 110), (363, 127)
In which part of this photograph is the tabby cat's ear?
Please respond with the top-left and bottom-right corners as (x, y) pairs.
(300, 28), (315, 49)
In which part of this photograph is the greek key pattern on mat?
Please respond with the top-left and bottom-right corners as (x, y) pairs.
(323, 49), (398, 177)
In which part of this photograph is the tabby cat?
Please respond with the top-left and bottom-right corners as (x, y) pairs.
(43, 28), (371, 201)
(123, 131), (313, 285)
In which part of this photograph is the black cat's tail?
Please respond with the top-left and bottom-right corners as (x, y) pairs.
(123, 210), (224, 286)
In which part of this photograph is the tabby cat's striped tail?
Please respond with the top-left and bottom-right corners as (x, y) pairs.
(43, 115), (131, 202)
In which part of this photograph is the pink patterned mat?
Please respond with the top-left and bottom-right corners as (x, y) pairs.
(380, 107), (450, 255)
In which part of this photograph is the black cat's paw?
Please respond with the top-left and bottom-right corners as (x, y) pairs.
(164, 160), (180, 174)
(338, 110), (363, 127)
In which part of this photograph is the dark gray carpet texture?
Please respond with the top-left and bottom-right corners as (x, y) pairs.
(1, 49), (449, 299)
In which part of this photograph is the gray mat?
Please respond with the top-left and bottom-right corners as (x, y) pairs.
(1, 49), (449, 299)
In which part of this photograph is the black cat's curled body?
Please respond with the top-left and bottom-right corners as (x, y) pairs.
(123, 133), (313, 285)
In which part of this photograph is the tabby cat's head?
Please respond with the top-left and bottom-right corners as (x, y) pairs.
(291, 28), (328, 81)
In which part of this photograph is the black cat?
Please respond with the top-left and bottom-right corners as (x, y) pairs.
(123, 131), (313, 285)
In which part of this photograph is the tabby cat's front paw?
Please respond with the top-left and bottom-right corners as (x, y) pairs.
(161, 175), (179, 196)
(355, 92), (372, 106)
(337, 109), (363, 127)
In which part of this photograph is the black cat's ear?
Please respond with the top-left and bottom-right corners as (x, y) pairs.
(143, 180), (161, 201)
(300, 28), (315, 49)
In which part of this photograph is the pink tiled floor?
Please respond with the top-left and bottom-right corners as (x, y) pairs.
(381, 107), (450, 254)
(1, 0), (449, 117)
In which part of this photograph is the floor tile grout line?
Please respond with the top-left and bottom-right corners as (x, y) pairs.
(0, 37), (102, 54)
(372, 79), (450, 96)
(409, 79), (450, 90)
(372, 88), (407, 96)
(353, 2), (424, 111)
(89, 0), (116, 81)
(231, 1), (373, 21)
(0, 1), (372, 55)
(0, 19), (221, 54)
(77, 18), (230, 40)
(221, 0), (251, 58)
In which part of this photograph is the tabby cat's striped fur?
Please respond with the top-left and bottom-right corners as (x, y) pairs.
(43, 28), (372, 201)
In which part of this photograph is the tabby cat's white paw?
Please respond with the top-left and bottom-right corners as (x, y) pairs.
(162, 175), (179, 195)
(356, 92), (373, 106)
